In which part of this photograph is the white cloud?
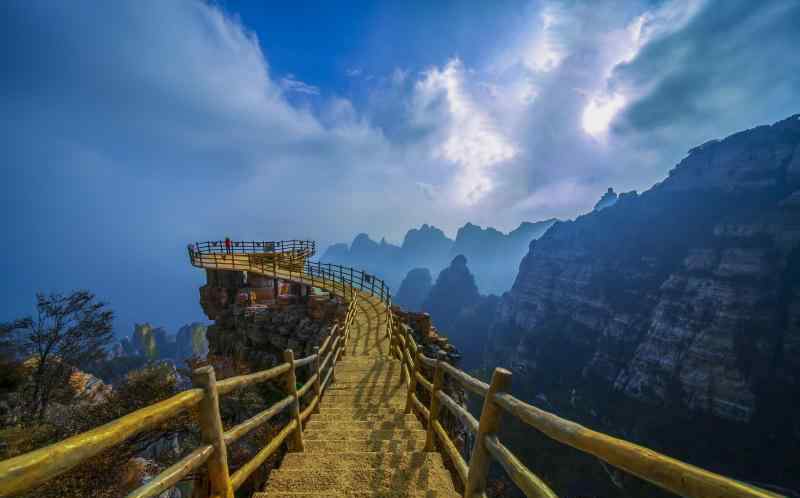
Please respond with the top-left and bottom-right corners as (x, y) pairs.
(412, 59), (517, 205)
(280, 74), (321, 95)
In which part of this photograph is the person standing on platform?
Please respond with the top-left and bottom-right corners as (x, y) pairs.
(225, 237), (232, 255)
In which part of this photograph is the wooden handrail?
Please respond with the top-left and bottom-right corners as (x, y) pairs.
(416, 371), (433, 393)
(392, 319), (785, 498)
(440, 361), (488, 397)
(223, 394), (294, 445)
(293, 354), (316, 369)
(125, 444), (214, 498)
(484, 435), (557, 498)
(434, 419), (469, 483)
(297, 372), (318, 398)
(492, 392), (780, 498)
(217, 363), (291, 395)
(436, 390), (478, 434)
(229, 419), (298, 490)
(0, 388), (204, 496)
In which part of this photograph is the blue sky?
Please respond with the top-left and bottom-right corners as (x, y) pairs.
(2, 0), (799, 337)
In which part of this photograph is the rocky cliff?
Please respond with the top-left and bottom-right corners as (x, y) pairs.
(422, 256), (499, 371)
(395, 268), (433, 311)
(486, 114), (800, 494)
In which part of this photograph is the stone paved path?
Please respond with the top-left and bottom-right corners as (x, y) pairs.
(254, 294), (459, 498)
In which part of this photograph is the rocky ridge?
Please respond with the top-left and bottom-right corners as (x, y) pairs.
(485, 114), (800, 494)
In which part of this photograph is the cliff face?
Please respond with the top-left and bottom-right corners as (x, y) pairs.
(486, 115), (800, 491)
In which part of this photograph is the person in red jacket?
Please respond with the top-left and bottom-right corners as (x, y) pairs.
(224, 237), (232, 255)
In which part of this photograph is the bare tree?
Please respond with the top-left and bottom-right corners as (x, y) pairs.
(2, 291), (113, 421)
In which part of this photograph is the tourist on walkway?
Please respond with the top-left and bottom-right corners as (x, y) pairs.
(225, 237), (232, 255)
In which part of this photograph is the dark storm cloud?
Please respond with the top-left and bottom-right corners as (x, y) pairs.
(614, 0), (800, 146)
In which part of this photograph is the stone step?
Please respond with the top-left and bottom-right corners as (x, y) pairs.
(321, 392), (406, 402)
(319, 401), (406, 410)
(305, 418), (422, 431)
(280, 451), (444, 470)
(326, 381), (403, 390)
(261, 466), (456, 494)
(255, 491), (461, 498)
(333, 366), (402, 374)
(321, 392), (406, 401)
(311, 413), (417, 423)
(303, 428), (427, 441)
(316, 407), (409, 418)
(305, 438), (427, 453)
(332, 376), (403, 385)
(336, 358), (400, 365)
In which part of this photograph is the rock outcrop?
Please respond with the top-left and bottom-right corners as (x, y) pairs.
(593, 187), (618, 211)
(421, 256), (498, 370)
(198, 268), (344, 372)
(486, 114), (800, 494)
(395, 268), (433, 311)
(449, 220), (556, 294)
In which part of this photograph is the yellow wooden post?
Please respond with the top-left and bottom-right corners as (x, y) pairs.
(464, 367), (512, 498)
(312, 346), (322, 414)
(405, 350), (421, 414)
(341, 312), (348, 358)
(192, 366), (234, 498)
(424, 355), (446, 451)
(283, 349), (305, 452)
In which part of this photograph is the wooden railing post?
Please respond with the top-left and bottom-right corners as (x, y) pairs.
(464, 367), (512, 498)
(425, 355), (446, 451)
(340, 312), (348, 358)
(283, 350), (305, 452)
(312, 346), (322, 414)
(405, 350), (421, 414)
(192, 366), (234, 498)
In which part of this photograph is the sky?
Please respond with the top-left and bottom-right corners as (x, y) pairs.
(1, 0), (799, 337)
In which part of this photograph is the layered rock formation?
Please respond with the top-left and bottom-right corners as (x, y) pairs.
(486, 114), (800, 493)
(198, 268), (345, 372)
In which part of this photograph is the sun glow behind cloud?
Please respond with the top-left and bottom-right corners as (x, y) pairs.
(582, 92), (627, 137)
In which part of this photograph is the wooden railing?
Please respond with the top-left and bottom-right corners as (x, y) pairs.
(388, 319), (783, 498)
(0, 297), (357, 498)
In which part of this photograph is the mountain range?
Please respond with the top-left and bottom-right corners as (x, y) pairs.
(321, 219), (557, 296)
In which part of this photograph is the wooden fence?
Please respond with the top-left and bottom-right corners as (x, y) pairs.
(0, 297), (357, 498)
(388, 319), (784, 498)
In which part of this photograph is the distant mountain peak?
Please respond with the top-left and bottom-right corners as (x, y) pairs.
(593, 187), (618, 211)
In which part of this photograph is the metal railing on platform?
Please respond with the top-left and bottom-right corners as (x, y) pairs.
(188, 239), (392, 306)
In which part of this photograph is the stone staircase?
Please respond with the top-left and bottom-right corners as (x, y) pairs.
(254, 300), (460, 498)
